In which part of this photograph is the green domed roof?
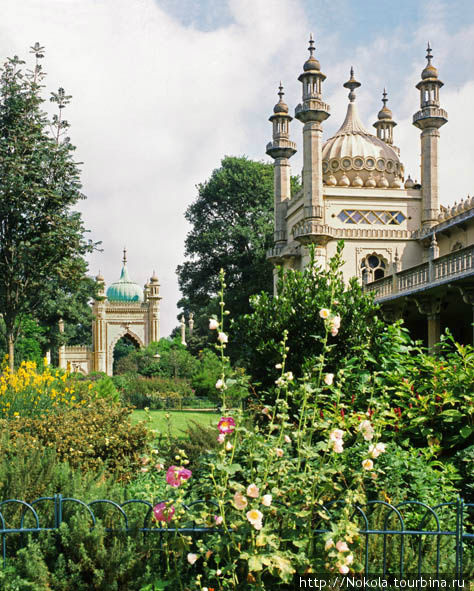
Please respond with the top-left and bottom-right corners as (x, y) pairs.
(106, 251), (143, 302)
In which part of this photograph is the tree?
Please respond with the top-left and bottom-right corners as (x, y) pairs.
(176, 155), (300, 355)
(0, 44), (95, 368)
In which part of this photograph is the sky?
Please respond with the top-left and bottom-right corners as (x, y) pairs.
(1, 0), (474, 336)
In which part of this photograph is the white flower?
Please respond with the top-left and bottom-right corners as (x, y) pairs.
(217, 332), (228, 344)
(246, 509), (263, 530)
(331, 315), (341, 329)
(332, 440), (344, 453)
(369, 442), (386, 458)
(339, 564), (350, 574)
(217, 433), (225, 444)
(275, 363), (282, 369)
(329, 429), (344, 442)
(362, 458), (374, 471)
(284, 434), (291, 444)
(216, 569), (222, 576)
(187, 553), (198, 565)
(275, 448), (284, 458)
(345, 554), (354, 565)
(331, 327), (339, 337)
(208, 318), (219, 330)
(359, 420), (375, 441)
(225, 441), (233, 451)
(324, 373), (334, 386)
(286, 371), (294, 381)
(215, 378), (225, 390)
(325, 538), (334, 550)
(319, 308), (331, 319)
(262, 494), (272, 507)
(247, 483), (259, 498)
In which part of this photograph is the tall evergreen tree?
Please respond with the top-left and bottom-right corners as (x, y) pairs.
(0, 44), (96, 368)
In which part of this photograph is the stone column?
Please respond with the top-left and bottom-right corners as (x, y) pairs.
(414, 296), (442, 352)
(180, 315), (186, 346)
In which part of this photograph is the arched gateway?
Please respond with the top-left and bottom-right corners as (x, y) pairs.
(59, 250), (161, 376)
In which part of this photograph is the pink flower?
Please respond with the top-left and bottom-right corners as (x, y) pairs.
(217, 332), (228, 344)
(284, 434), (291, 444)
(336, 540), (349, 552)
(154, 463), (164, 471)
(247, 483), (259, 498)
(187, 553), (198, 565)
(218, 416), (235, 434)
(233, 492), (248, 510)
(166, 465), (192, 487)
(325, 538), (334, 550)
(275, 448), (284, 458)
(209, 318), (219, 330)
(153, 502), (175, 523)
(332, 440), (344, 453)
(214, 515), (223, 525)
(217, 433), (225, 444)
(339, 564), (350, 574)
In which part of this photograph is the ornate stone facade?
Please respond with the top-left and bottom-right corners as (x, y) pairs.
(267, 39), (474, 349)
(59, 250), (161, 375)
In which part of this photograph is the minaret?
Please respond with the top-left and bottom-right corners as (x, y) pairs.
(266, 83), (297, 245)
(294, 34), (330, 221)
(413, 43), (448, 229)
(146, 270), (161, 343)
(373, 89), (398, 153)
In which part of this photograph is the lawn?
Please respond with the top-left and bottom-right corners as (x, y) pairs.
(131, 409), (220, 437)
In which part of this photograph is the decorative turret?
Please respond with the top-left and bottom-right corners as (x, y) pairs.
(373, 89), (398, 153)
(95, 271), (105, 298)
(413, 43), (448, 229)
(295, 34), (330, 221)
(266, 83), (297, 245)
(106, 249), (144, 302)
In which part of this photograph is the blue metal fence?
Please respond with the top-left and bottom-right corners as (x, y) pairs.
(0, 494), (472, 577)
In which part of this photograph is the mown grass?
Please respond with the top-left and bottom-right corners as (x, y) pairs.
(130, 409), (220, 437)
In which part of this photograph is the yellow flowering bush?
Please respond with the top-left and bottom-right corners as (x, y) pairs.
(0, 357), (86, 418)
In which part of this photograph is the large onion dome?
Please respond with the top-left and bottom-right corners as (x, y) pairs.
(322, 69), (404, 188)
(106, 250), (143, 302)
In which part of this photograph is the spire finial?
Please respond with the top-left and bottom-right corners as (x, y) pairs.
(426, 41), (433, 65)
(343, 66), (361, 102)
(308, 33), (315, 57)
(278, 81), (284, 101)
(122, 247), (127, 265)
(382, 88), (388, 107)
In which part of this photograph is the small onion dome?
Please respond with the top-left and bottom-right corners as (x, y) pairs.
(463, 197), (470, 211)
(391, 177), (402, 188)
(273, 82), (289, 114)
(338, 173), (350, 186)
(106, 254), (143, 302)
(150, 270), (159, 283)
(450, 204), (457, 217)
(365, 174), (376, 188)
(303, 34), (321, 71)
(326, 174), (337, 186)
(352, 174), (363, 187)
(422, 42), (438, 79)
(378, 175), (389, 188)
(404, 175), (415, 189)
(378, 89), (392, 119)
(95, 271), (104, 282)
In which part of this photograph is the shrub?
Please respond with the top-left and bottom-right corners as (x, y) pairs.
(1, 399), (152, 481)
(235, 242), (386, 390)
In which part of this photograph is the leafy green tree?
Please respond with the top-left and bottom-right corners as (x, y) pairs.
(176, 156), (300, 354)
(0, 44), (95, 368)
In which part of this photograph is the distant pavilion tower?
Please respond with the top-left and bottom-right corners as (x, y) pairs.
(60, 249), (161, 375)
(413, 43), (448, 229)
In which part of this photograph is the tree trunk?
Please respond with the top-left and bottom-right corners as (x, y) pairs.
(7, 334), (14, 371)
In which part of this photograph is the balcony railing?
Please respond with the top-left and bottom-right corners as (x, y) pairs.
(365, 244), (474, 300)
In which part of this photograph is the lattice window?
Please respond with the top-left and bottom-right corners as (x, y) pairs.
(361, 254), (387, 282)
(338, 210), (406, 225)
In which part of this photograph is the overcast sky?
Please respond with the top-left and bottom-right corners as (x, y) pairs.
(2, 0), (474, 336)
